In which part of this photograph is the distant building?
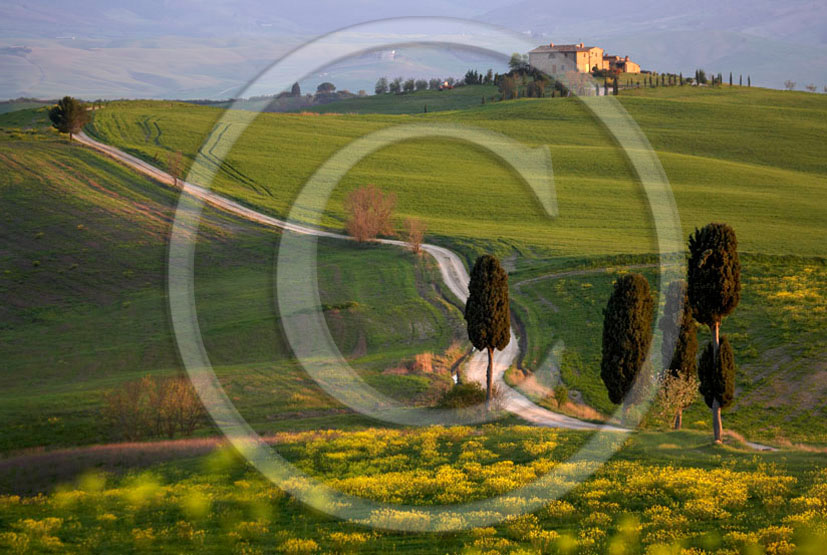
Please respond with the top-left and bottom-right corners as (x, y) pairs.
(528, 43), (640, 75)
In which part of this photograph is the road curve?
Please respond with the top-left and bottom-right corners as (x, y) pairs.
(76, 130), (624, 432)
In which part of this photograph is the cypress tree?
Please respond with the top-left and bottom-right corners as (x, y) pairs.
(748, 75), (751, 87)
(613, 77), (619, 96)
(687, 223), (741, 443)
(729, 72), (733, 86)
(680, 73), (684, 86)
(48, 96), (89, 141)
(465, 255), (510, 410)
(660, 280), (698, 429)
(698, 336), (735, 413)
(600, 273), (654, 408)
(740, 74), (743, 86)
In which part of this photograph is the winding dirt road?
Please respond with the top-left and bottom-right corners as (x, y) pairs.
(76, 130), (620, 431)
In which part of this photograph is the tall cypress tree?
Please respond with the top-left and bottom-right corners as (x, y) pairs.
(465, 255), (510, 410)
(698, 336), (735, 418)
(729, 72), (733, 86)
(601, 273), (654, 409)
(660, 280), (698, 429)
(688, 223), (741, 443)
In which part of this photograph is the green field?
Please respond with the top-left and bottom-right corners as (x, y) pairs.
(86, 86), (827, 259)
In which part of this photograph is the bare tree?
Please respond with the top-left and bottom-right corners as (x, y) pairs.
(784, 80), (796, 91)
(805, 83), (817, 93)
(404, 217), (426, 254)
(344, 185), (396, 242)
(654, 372), (699, 430)
(168, 150), (183, 187)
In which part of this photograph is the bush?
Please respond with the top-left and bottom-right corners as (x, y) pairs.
(439, 383), (486, 409)
(553, 385), (569, 407)
(102, 375), (205, 440)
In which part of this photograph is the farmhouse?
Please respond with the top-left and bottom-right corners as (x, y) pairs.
(528, 43), (641, 75)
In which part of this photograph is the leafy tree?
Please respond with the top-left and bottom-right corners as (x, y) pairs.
(403, 78), (416, 93)
(499, 75), (518, 100)
(291, 82), (301, 96)
(415, 79), (428, 91)
(484, 69), (494, 84)
(375, 77), (388, 95)
(508, 53), (528, 72)
(660, 280), (698, 429)
(688, 223), (741, 443)
(48, 96), (89, 141)
(428, 78), (441, 90)
(696, 69), (707, 85)
(600, 273), (654, 408)
(805, 83), (817, 93)
(389, 77), (403, 93)
(316, 82), (336, 93)
(168, 150), (183, 187)
(464, 255), (510, 410)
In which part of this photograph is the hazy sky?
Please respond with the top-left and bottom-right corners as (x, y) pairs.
(1, 1), (826, 99)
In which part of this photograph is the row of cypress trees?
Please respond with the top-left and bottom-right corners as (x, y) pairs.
(598, 223), (740, 442)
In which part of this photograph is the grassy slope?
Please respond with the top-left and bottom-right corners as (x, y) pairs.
(83, 87), (827, 445)
(87, 87), (827, 259)
(0, 111), (463, 452)
(297, 84), (500, 114)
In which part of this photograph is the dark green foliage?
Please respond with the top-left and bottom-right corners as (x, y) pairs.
(660, 280), (698, 380)
(698, 336), (735, 409)
(48, 96), (88, 139)
(687, 223), (741, 328)
(600, 273), (654, 405)
(316, 82), (336, 93)
(464, 255), (510, 352)
(439, 382), (486, 409)
(290, 82), (301, 96)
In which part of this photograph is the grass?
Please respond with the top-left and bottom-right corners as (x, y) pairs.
(0, 113), (464, 452)
(85, 85), (827, 259)
(0, 426), (825, 553)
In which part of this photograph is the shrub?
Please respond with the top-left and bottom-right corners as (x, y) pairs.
(554, 384), (569, 407)
(102, 375), (205, 440)
(404, 217), (426, 254)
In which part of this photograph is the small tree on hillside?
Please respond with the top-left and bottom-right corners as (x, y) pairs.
(404, 217), (426, 254)
(429, 78), (441, 90)
(291, 82), (301, 96)
(465, 255), (510, 411)
(389, 77), (403, 93)
(344, 185), (396, 242)
(805, 83), (817, 93)
(784, 80), (796, 91)
(168, 150), (183, 187)
(49, 96), (89, 141)
(659, 280), (698, 429)
(415, 79), (428, 91)
(403, 79), (416, 93)
(600, 273), (654, 414)
(688, 223), (741, 443)
(316, 82), (336, 94)
(375, 77), (388, 95)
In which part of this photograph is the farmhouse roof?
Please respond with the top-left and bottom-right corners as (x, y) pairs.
(530, 43), (597, 53)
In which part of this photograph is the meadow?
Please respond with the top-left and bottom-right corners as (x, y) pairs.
(1, 426), (826, 554)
